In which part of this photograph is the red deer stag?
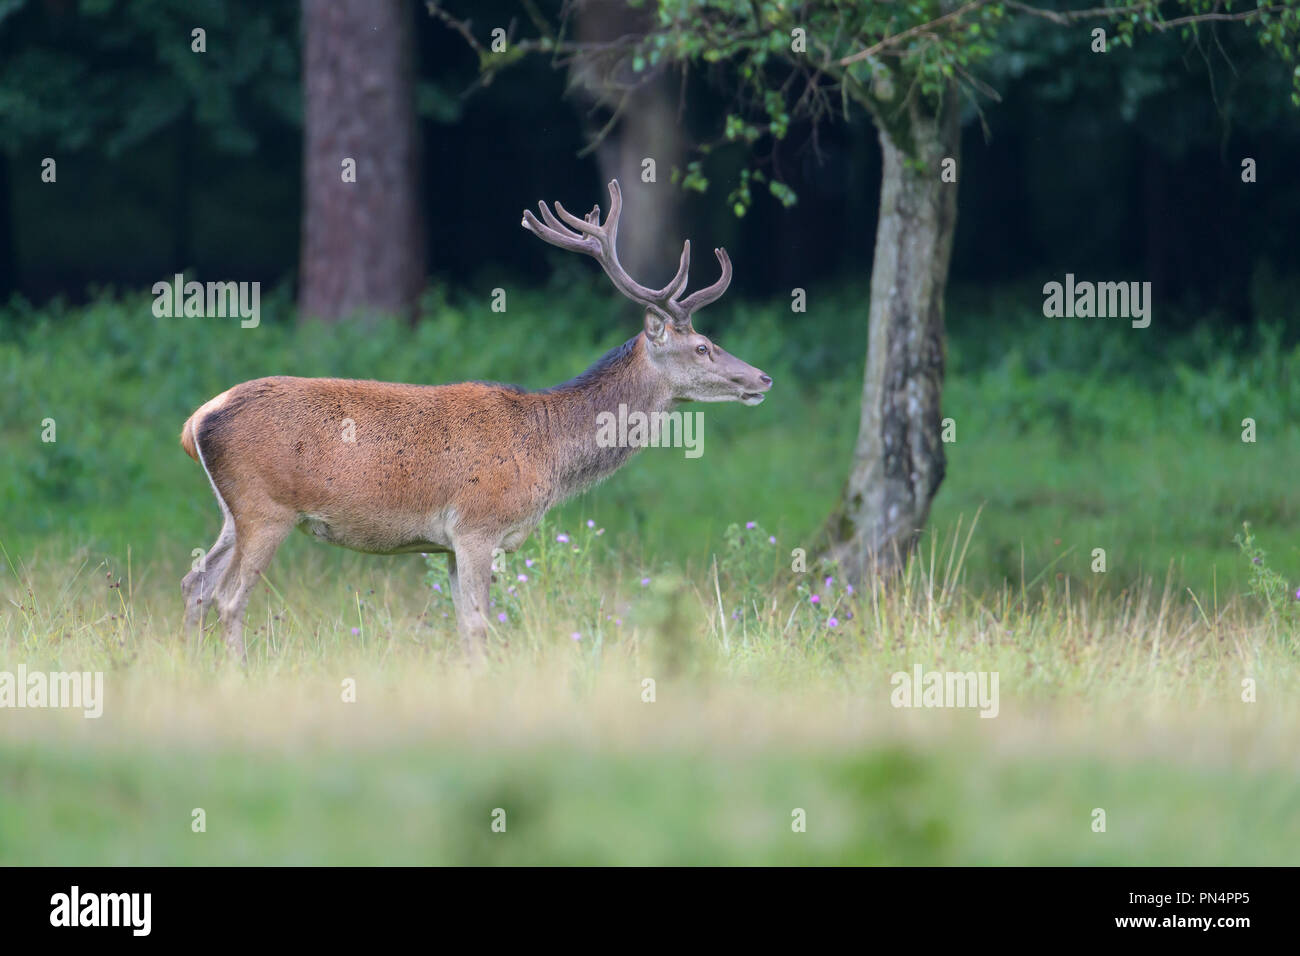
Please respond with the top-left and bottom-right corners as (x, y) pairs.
(180, 180), (772, 662)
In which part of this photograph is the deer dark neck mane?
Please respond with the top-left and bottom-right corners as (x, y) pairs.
(536, 333), (674, 498)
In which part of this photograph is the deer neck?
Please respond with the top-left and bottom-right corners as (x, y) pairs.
(541, 334), (674, 497)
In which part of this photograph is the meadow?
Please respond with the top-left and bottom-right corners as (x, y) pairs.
(1, 282), (1298, 864)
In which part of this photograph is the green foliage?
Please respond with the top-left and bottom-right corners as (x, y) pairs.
(0, 0), (300, 157)
(1235, 522), (1300, 635)
(4, 283), (1300, 594)
(520, 1), (1300, 213)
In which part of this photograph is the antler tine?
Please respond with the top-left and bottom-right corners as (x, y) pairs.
(522, 204), (593, 255)
(555, 180), (671, 308)
(656, 241), (692, 323)
(602, 179), (622, 251)
(534, 200), (579, 237)
(677, 247), (733, 316)
(553, 199), (604, 238)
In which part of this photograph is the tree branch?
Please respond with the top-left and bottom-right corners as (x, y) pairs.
(839, 1), (994, 66)
(1004, 0), (1285, 31)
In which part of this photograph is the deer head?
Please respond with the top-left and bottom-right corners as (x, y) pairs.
(522, 180), (773, 405)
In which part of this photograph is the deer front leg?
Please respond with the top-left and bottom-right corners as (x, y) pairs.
(449, 538), (493, 664)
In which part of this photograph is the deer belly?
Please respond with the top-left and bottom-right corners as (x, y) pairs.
(296, 510), (455, 555)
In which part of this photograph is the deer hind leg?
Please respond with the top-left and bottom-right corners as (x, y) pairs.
(449, 538), (494, 664)
(182, 514), (236, 652)
(214, 509), (295, 665)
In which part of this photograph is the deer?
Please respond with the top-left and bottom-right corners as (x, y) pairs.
(179, 179), (773, 663)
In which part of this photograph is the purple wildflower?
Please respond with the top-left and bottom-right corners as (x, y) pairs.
(556, 533), (570, 544)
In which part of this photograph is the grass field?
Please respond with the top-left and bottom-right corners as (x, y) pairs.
(2, 287), (1299, 864)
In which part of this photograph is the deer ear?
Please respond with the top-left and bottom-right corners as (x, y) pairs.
(644, 310), (668, 344)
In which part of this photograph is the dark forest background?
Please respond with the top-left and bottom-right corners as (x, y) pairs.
(2, 0), (1297, 324)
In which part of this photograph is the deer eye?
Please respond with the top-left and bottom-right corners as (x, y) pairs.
(696, 345), (709, 355)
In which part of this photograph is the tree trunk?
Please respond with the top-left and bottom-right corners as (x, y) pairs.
(572, 0), (684, 283)
(589, 77), (685, 283)
(299, 0), (424, 324)
(825, 86), (960, 582)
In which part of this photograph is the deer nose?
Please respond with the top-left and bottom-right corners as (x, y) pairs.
(759, 373), (772, 387)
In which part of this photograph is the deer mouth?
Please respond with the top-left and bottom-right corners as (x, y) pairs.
(740, 391), (766, 405)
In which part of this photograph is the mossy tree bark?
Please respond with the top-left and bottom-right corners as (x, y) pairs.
(825, 82), (960, 582)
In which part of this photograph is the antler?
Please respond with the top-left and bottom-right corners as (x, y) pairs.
(522, 179), (732, 329)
